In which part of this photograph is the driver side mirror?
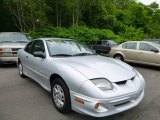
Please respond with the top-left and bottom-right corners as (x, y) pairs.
(33, 51), (46, 58)
(151, 48), (159, 53)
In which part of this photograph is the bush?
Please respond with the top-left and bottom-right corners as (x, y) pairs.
(119, 26), (148, 42)
(28, 26), (121, 45)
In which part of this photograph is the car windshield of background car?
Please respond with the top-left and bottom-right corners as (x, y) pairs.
(0, 33), (29, 43)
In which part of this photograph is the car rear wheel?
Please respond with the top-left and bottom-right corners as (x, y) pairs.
(18, 62), (26, 78)
(114, 54), (124, 61)
(51, 77), (71, 113)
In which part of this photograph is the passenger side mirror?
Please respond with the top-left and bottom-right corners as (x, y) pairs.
(33, 51), (46, 58)
(151, 48), (159, 53)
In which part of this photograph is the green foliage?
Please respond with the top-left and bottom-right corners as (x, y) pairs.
(119, 26), (148, 42)
(29, 26), (121, 44)
(1, 0), (160, 43)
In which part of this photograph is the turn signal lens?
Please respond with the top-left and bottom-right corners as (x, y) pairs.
(95, 103), (100, 109)
(0, 48), (3, 55)
(74, 98), (84, 104)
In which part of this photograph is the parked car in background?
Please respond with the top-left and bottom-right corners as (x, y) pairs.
(18, 38), (145, 117)
(109, 41), (160, 66)
(143, 39), (160, 45)
(91, 40), (117, 54)
(0, 32), (31, 65)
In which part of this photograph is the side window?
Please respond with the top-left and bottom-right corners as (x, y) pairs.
(122, 42), (137, 50)
(139, 43), (157, 51)
(103, 41), (109, 45)
(24, 41), (33, 53)
(30, 40), (45, 54)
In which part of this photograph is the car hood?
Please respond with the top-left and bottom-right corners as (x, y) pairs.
(59, 55), (135, 82)
(0, 42), (27, 48)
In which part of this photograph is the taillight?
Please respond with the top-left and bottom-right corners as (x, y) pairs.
(0, 48), (3, 55)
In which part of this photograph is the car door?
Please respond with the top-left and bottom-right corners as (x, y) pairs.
(122, 42), (138, 61)
(22, 41), (34, 76)
(28, 40), (49, 87)
(137, 42), (160, 65)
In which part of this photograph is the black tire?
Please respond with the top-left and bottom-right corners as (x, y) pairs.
(51, 77), (71, 113)
(0, 62), (2, 67)
(114, 54), (124, 61)
(18, 62), (26, 78)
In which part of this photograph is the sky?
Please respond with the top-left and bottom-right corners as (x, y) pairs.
(138, 0), (160, 5)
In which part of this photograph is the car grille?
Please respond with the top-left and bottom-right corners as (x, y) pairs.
(114, 101), (130, 107)
(115, 76), (135, 85)
(115, 80), (127, 85)
(12, 48), (21, 51)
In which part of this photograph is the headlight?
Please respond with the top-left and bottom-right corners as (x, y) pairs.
(91, 79), (113, 91)
(133, 68), (139, 78)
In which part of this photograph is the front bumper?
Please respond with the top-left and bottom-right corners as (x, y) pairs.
(70, 88), (144, 117)
(0, 57), (18, 64)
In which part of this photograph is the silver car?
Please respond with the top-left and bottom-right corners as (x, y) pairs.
(0, 32), (31, 64)
(18, 38), (145, 117)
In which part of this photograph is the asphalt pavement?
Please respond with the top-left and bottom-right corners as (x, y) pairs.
(0, 64), (160, 120)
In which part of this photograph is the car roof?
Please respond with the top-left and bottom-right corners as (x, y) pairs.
(123, 41), (153, 44)
(144, 38), (160, 41)
(0, 32), (24, 35)
(36, 37), (73, 41)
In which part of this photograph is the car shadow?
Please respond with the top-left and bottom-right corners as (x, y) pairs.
(128, 63), (160, 71)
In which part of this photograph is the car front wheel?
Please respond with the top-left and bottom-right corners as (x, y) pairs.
(18, 62), (26, 78)
(51, 77), (71, 113)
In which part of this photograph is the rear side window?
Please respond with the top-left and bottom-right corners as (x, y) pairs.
(24, 41), (33, 53)
(122, 42), (137, 50)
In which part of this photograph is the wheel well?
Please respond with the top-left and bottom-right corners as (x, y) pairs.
(50, 74), (63, 86)
(114, 53), (123, 58)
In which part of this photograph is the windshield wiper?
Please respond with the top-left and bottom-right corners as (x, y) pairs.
(51, 54), (73, 57)
(73, 53), (95, 56)
(0, 41), (13, 43)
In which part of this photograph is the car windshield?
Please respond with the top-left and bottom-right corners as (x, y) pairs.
(0, 33), (30, 43)
(152, 43), (160, 49)
(46, 39), (95, 57)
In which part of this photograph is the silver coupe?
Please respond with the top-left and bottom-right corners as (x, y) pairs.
(17, 38), (145, 117)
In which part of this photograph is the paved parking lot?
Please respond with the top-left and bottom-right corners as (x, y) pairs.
(0, 64), (160, 120)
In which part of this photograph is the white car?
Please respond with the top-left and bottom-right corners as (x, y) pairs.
(0, 32), (31, 65)
(18, 38), (145, 117)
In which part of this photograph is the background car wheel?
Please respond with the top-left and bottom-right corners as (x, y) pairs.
(51, 77), (71, 113)
(114, 54), (124, 61)
(18, 62), (26, 78)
